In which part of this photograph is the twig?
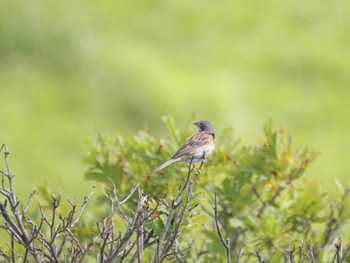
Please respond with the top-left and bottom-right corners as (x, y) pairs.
(212, 192), (231, 263)
(154, 157), (202, 262)
(235, 244), (245, 263)
(331, 238), (350, 263)
(255, 249), (274, 263)
(285, 245), (295, 263)
(304, 244), (316, 263)
(297, 241), (305, 263)
(69, 186), (95, 227)
(23, 190), (36, 213)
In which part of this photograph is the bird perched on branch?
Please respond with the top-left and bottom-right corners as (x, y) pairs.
(154, 120), (215, 172)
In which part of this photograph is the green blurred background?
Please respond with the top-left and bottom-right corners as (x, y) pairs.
(1, 0), (349, 199)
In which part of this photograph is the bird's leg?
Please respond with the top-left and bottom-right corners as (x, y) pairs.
(197, 161), (205, 173)
(202, 151), (207, 163)
(196, 152), (207, 173)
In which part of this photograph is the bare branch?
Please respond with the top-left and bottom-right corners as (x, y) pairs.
(23, 190), (36, 213)
(69, 186), (95, 228)
(213, 191), (231, 263)
(255, 249), (274, 263)
(235, 243), (245, 263)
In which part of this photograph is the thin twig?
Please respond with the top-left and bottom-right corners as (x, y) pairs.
(213, 192), (231, 263)
(235, 243), (245, 263)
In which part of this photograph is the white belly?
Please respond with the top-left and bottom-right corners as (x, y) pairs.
(187, 143), (215, 163)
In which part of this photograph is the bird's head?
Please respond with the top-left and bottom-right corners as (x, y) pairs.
(193, 120), (215, 134)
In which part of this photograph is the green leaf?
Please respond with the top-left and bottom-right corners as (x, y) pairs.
(153, 218), (164, 236)
(229, 218), (246, 228)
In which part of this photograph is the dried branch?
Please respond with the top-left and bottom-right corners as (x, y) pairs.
(285, 245), (295, 263)
(212, 191), (231, 263)
(304, 244), (316, 263)
(331, 238), (350, 263)
(0, 143), (232, 262)
(153, 158), (203, 262)
(255, 249), (274, 263)
(297, 240), (306, 263)
(235, 243), (245, 263)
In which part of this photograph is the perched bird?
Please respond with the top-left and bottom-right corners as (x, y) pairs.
(154, 120), (215, 172)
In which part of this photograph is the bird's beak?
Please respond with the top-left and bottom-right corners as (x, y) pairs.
(193, 122), (199, 127)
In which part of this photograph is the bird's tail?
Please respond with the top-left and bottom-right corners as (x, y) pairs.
(154, 158), (180, 172)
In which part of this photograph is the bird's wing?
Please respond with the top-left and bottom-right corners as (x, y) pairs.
(172, 132), (213, 159)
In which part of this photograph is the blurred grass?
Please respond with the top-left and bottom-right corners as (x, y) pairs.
(0, 0), (349, 199)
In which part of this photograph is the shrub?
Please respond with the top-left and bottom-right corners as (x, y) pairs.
(0, 118), (349, 262)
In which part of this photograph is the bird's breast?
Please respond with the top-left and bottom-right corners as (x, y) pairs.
(196, 142), (215, 157)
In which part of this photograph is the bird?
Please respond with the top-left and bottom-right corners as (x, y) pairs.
(154, 120), (215, 172)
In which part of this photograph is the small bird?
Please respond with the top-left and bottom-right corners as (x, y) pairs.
(154, 120), (215, 172)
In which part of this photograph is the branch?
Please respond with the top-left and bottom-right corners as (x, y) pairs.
(0, 145), (44, 262)
(212, 191), (231, 263)
(255, 248), (274, 263)
(154, 158), (203, 262)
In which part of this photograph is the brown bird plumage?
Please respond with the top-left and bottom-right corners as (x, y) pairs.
(154, 120), (215, 172)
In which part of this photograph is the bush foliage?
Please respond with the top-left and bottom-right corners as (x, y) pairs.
(1, 117), (350, 262)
